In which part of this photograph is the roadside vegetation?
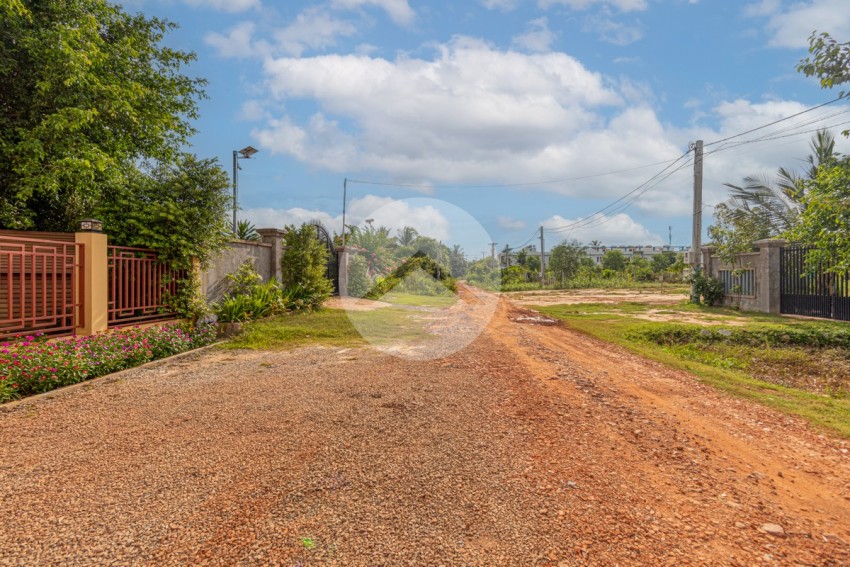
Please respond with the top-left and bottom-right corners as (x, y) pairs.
(0, 324), (217, 403)
(536, 300), (850, 437)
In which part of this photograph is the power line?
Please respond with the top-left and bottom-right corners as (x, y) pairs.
(543, 151), (692, 234)
(703, 95), (845, 148)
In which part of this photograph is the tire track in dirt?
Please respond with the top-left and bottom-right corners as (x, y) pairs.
(486, 296), (850, 564)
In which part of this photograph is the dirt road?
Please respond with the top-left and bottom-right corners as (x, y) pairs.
(1, 293), (849, 565)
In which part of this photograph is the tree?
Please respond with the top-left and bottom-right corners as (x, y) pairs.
(627, 256), (654, 282)
(548, 240), (585, 280)
(708, 202), (769, 307)
(466, 257), (500, 290)
(396, 226), (418, 247)
(347, 224), (395, 276)
(234, 219), (260, 242)
(280, 224), (333, 306)
(788, 157), (850, 276)
(0, 0), (205, 230)
(95, 155), (231, 270)
(721, 129), (837, 238)
(651, 251), (677, 273)
(798, 32), (850, 123)
(601, 249), (626, 271)
(449, 244), (468, 278)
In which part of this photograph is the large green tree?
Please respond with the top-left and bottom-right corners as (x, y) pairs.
(721, 129), (837, 238)
(788, 157), (850, 276)
(0, 0), (205, 230)
(798, 32), (850, 108)
(548, 240), (585, 280)
(95, 155), (231, 269)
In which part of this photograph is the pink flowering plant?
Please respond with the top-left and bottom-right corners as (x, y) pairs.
(0, 323), (216, 403)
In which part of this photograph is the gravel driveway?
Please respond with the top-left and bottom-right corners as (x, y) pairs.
(1, 297), (849, 565)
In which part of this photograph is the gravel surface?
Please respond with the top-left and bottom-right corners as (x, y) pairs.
(1, 294), (849, 565)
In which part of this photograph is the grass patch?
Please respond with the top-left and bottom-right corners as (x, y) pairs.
(381, 291), (458, 308)
(535, 303), (850, 438)
(223, 307), (434, 350)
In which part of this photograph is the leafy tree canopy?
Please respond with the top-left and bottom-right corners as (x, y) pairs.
(601, 249), (627, 272)
(787, 156), (850, 276)
(95, 155), (231, 270)
(798, 32), (850, 104)
(0, 0), (206, 230)
(548, 240), (585, 280)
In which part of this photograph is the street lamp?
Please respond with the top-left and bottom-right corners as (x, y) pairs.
(232, 146), (258, 236)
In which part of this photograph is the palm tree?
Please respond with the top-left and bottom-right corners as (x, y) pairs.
(722, 129), (836, 236)
(234, 219), (260, 241)
(396, 226), (418, 247)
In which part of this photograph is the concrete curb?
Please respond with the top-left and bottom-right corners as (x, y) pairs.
(0, 342), (224, 413)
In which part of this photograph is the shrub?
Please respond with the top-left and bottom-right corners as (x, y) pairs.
(347, 254), (371, 298)
(689, 270), (725, 306)
(280, 224), (333, 309)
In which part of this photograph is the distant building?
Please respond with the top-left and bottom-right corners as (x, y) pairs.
(501, 244), (689, 268)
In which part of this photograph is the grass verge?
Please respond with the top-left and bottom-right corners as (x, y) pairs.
(222, 307), (434, 350)
(535, 303), (850, 438)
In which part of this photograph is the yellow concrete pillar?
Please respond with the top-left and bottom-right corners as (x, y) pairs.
(74, 231), (109, 335)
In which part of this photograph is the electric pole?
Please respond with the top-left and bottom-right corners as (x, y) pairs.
(691, 140), (704, 302)
(668, 225), (672, 249)
(539, 226), (545, 288)
(489, 242), (498, 260)
(691, 140), (703, 267)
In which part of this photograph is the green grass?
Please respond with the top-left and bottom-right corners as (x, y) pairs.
(500, 281), (691, 293)
(535, 303), (850, 438)
(222, 307), (434, 350)
(381, 290), (458, 307)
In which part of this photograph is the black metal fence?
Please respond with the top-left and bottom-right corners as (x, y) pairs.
(780, 245), (850, 321)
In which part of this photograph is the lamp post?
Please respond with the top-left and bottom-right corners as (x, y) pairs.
(232, 146), (258, 236)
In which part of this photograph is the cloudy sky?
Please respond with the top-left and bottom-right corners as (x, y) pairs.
(128, 0), (849, 257)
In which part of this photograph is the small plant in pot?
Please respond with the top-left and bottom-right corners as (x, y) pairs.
(214, 295), (252, 337)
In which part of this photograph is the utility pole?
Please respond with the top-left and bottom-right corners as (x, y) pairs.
(691, 140), (704, 302)
(489, 242), (498, 260)
(539, 226), (545, 288)
(341, 178), (348, 248)
(668, 225), (672, 249)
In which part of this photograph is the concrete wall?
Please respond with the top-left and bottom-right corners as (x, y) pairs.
(201, 240), (275, 302)
(703, 239), (784, 314)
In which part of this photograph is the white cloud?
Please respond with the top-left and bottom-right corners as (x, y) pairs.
(275, 7), (358, 57)
(256, 37), (625, 183)
(481, 0), (519, 11)
(542, 213), (662, 245)
(182, 0), (260, 12)
(583, 14), (643, 45)
(241, 196), (451, 240)
(498, 216), (527, 230)
(747, 0), (850, 49)
(512, 17), (557, 53)
(331, 0), (415, 25)
(205, 22), (258, 59)
(539, 0), (647, 12)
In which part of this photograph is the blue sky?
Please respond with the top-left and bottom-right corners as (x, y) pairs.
(127, 0), (849, 258)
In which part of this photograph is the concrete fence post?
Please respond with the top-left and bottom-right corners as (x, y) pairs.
(754, 239), (785, 314)
(337, 246), (351, 297)
(74, 231), (108, 336)
(257, 228), (286, 283)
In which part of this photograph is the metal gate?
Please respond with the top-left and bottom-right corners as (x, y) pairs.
(0, 235), (82, 339)
(311, 222), (339, 294)
(780, 245), (850, 321)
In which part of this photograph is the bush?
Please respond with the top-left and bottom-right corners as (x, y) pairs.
(689, 270), (725, 306)
(0, 324), (217, 402)
(633, 323), (850, 349)
(280, 224), (333, 309)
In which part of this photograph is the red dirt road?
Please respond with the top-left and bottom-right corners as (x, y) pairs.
(1, 293), (849, 565)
